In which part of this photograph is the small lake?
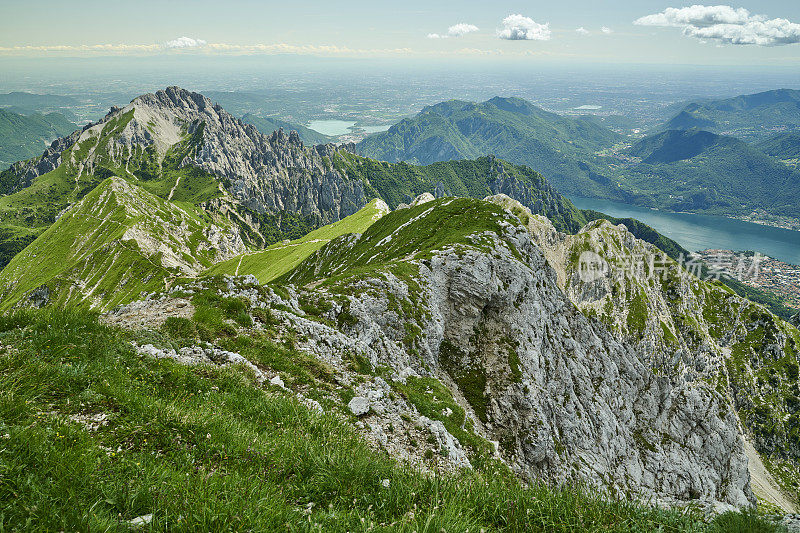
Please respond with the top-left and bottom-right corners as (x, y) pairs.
(569, 196), (800, 265)
(306, 120), (356, 136)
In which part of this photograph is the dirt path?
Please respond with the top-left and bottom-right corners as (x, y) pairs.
(744, 439), (797, 513)
(167, 175), (182, 201)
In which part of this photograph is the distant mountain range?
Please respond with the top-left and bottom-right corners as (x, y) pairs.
(0, 109), (75, 166)
(356, 93), (800, 223)
(660, 89), (800, 139)
(4, 87), (800, 231)
(621, 129), (799, 217)
(357, 97), (623, 199)
(0, 91), (80, 114)
(0, 87), (587, 278)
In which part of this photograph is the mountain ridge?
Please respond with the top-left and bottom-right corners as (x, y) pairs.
(661, 89), (800, 139)
(0, 108), (76, 167)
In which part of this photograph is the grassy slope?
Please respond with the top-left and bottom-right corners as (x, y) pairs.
(0, 177), (220, 312)
(0, 109), (75, 166)
(0, 308), (780, 532)
(0, 111), (224, 270)
(206, 199), (389, 283)
(283, 197), (518, 287)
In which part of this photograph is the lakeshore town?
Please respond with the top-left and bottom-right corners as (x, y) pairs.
(698, 249), (800, 310)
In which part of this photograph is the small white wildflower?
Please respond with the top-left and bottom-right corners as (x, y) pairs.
(381, 479), (390, 488)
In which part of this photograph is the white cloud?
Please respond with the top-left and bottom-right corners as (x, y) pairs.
(575, 27), (590, 35)
(635, 5), (800, 46)
(447, 23), (479, 37)
(601, 26), (613, 34)
(164, 36), (207, 49)
(498, 14), (551, 41)
(427, 23), (479, 39)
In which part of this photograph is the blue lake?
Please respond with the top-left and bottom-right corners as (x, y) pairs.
(569, 197), (800, 266)
(306, 120), (356, 136)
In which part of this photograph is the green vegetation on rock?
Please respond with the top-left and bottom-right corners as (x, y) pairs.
(283, 197), (521, 287)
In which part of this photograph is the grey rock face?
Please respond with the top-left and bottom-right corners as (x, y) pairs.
(27, 285), (50, 308)
(273, 214), (754, 508)
(483, 195), (799, 511)
(130, 87), (367, 224)
(115, 217), (757, 510)
(414, 231), (752, 508)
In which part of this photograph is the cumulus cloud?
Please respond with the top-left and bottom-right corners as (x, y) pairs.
(575, 27), (590, 35)
(427, 23), (479, 39)
(164, 36), (207, 49)
(635, 5), (800, 46)
(601, 26), (613, 34)
(498, 14), (551, 41)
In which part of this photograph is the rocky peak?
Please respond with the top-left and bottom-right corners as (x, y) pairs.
(132, 86), (215, 115)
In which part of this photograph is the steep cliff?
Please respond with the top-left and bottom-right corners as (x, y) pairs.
(486, 194), (800, 511)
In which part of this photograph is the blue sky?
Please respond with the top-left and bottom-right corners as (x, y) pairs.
(2, 0), (800, 65)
